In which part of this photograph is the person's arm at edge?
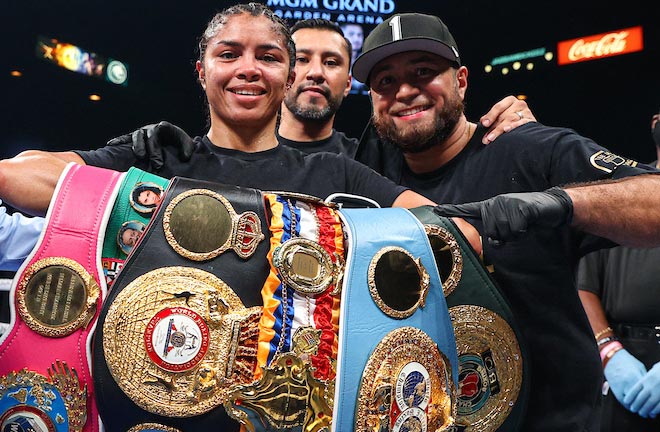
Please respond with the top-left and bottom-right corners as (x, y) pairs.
(0, 151), (85, 216)
(566, 174), (660, 247)
(578, 289), (612, 342)
(0, 203), (44, 271)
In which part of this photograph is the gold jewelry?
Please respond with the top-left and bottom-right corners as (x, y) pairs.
(594, 326), (613, 340)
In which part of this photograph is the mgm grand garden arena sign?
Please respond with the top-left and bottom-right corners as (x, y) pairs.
(267, 0), (395, 23)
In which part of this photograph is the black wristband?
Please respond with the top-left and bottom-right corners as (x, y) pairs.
(597, 336), (618, 347)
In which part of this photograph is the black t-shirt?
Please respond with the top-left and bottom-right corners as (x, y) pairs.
(577, 245), (660, 325)
(74, 135), (406, 207)
(357, 121), (659, 432)
(276, 129), (359, 158)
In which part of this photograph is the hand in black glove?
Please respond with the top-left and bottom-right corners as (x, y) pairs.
(107, 121), (195, 170)
(433, 187), (573, 243)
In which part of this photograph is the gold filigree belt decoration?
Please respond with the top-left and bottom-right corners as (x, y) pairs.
(0, 361), (87, 432)
(450, 305), (523, 431)
(16, 257), (100, 338)
(103, 266), (261, 417)
(356, 327), (455, 431)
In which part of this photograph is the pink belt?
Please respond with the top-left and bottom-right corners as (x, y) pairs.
(0, 163), (122, 432)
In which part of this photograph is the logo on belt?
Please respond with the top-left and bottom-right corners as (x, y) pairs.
(163, 189), (264, 261)
(423, 224), (463, 298)
(16, 257), (100, 338)
(0, 361), (87, 432)
(145, 307), (210, 373)
(273, 238), (343, 296)
(450, 305), (522, 431)
(356, 327), (455, 431)
(368, 247), (430, 319)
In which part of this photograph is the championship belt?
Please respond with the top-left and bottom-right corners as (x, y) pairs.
(410, 206), (528, 432)
(93, 177), (269, 431)
(101, 167), (169, 287)
(0, 163), (123, 432)
(225, 193), (344, 431)
(333, 207), (458, 432)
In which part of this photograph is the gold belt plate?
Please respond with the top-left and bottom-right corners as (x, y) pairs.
(356, 327), (455, 431)
(103, 266), (261, 417)
(450, 305), (523, 431)
(17, 257), (100, 337)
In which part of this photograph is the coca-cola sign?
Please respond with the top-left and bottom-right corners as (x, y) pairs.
(557, 26), (643, 65)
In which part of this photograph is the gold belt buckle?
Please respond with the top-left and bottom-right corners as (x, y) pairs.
(450, 305), (523, 431)
(356, 327), (455, 431)
(0, 361), (87, 432)
(103, 266), (261, 417)
(225, 353), (333, 431)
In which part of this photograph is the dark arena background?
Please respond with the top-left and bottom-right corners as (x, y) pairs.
(2, 0), (659, 162)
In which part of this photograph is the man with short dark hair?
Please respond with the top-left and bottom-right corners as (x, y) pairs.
(277, 18), (359, 156)
(278, 18), (535, 157)
(353, 12), (660, 431)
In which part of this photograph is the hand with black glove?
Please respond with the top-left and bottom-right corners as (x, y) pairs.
(433, 187), (573, 243)
(623, 361), (660, 418)
(107, 121), (195, 171)
(604, 348), (647, 410)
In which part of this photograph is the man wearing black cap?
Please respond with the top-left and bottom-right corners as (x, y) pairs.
(353, 12), (660, 432)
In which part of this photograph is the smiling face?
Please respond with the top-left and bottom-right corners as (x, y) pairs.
(283, 28), (352, 123)
(196, 13), (293, 130)
(369, 51), (467, 153)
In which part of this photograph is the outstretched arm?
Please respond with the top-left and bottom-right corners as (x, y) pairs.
(0, 151), (84, 216)
(567, 174), (660, 247)
(433, 174), (660, 248)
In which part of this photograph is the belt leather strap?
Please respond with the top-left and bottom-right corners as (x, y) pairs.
(101, 167), (169, 287)
(333, 207), (458, 432)
(0, 163), (123, 432)
(612, 322), (660, 342)
(410, 206), (529, 431)
(93, 177), (270, 432)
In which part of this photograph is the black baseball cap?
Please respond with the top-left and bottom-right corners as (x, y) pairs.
(352, 13), (461, 85)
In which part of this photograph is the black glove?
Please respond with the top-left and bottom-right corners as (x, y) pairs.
(433, 187), (573, 243)
(107, 121), (195, 170)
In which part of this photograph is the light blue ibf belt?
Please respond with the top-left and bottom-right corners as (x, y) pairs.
(333, 208), (458, 432)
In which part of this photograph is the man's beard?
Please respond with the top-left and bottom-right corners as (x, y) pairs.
(373, 93), (464, 154)
(284, 85), (343, 122)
